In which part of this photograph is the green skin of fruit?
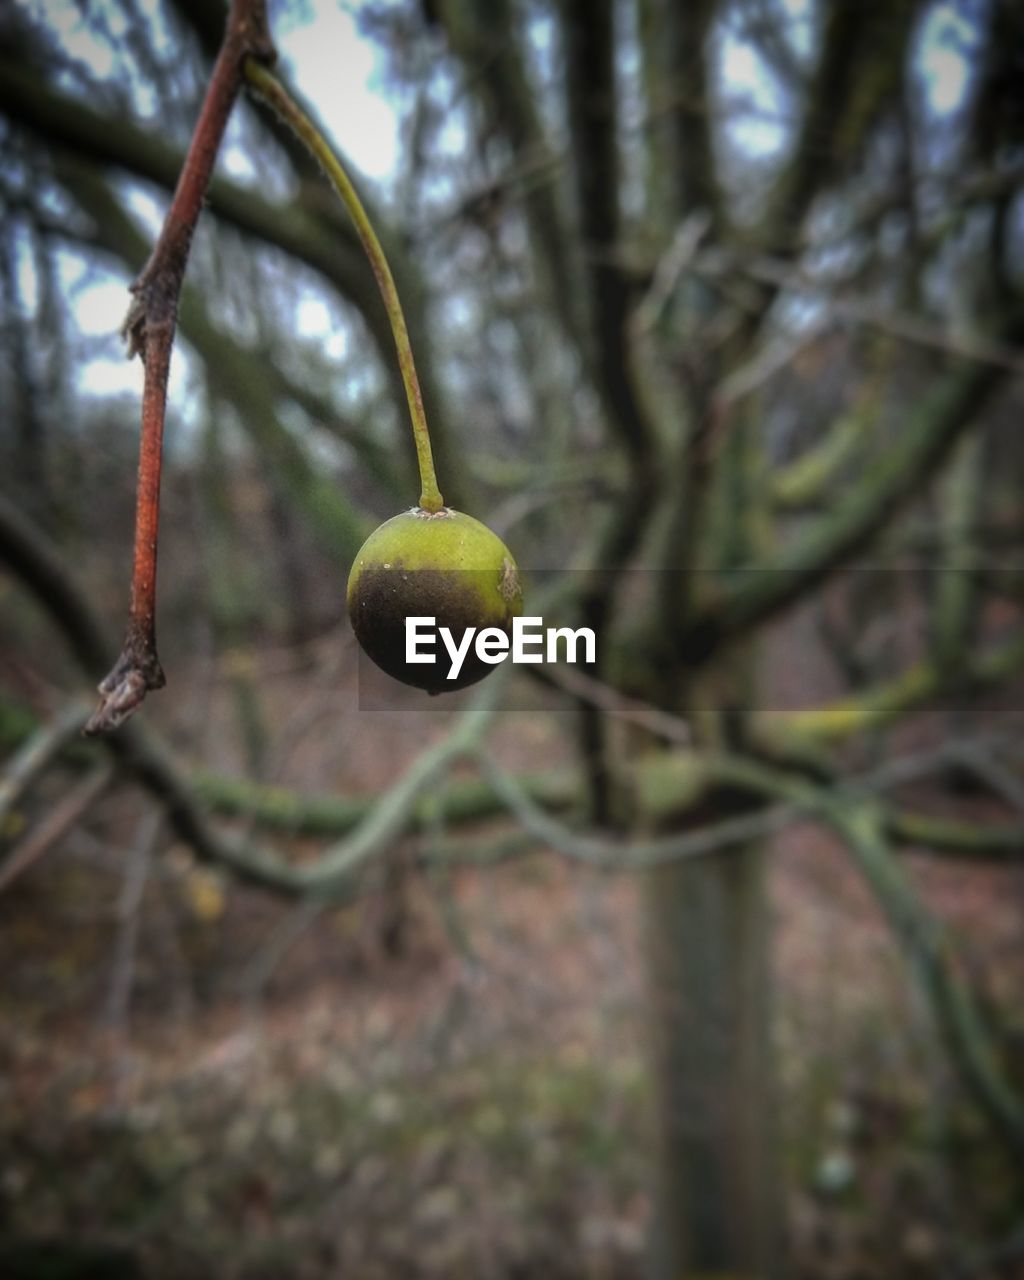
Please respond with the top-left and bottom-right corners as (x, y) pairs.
(347, 507), (523, 693)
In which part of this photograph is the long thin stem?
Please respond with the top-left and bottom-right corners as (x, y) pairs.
(243, 59), (444, 514)
(86, 0), (276, 736)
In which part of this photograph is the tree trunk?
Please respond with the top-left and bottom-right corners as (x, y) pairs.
(644, 835), (781, 1277)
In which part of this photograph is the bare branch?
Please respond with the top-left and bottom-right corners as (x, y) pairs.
(0, 492), (504, 896)
(477, 747), (796, 868)
(757, 629), (1024, 746)
(0, 765), (114, 895)
(64, 166), (370, 561)
(0, 492), (113, 677)
(0, 52), (464, 511)
(538, 663), (692, 746)
(481, 732), (1024, 873)
(695, 248), (1024, 377)
(683, 303), (1024, 659)
(0, 702), (92, 831)
(952, 743), (1024, 816)
(86, 0), (276, 735)
(827, 803), (1024, 1154)
(435, 0), (582, 348)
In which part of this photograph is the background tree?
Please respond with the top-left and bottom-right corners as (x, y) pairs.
(1, 1), (1023, 1276)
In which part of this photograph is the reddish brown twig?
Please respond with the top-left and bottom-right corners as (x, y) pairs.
(86, 0), (275, 736)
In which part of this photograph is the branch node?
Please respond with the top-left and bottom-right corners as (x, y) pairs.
(102, 0), (277, 730)
(86, 640), (166, 736)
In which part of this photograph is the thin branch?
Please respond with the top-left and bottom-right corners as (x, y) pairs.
(241, 898), (327, 1018)
(696, 248), (1024, 377)
(190, 756), (574, 838)
(104, 670), (507, 900)
(0, 494), (518, 889)
(537, 663), (692, 746)
(478, 732), (1024, 874)
(931, 434), (985, 674)
(769, 400), (870, 511)
(887, 810), (1024, 861)
(102, 809), (162, 1037)
(661, 0), (721, 229)
(826, 803), (1024, 1154)
(434, 0), (582, 349)
(0, 765), (114, 894)
(4, 509), (554, 883)
(0, 702), (92, 830)
(3, 692), (1019, 865)
(290, 666), (508, 892)
(476, 747), (797, 869)
(86, 0), (276, 736)
(717, 316), (831, 408)
(94, 674), (503, 901)
(2, 494), (1020, 898)
(631, 212), (711, 338)
(0, 477), (461, 897)
(0, 492), (112, 676)
(757, 629), (1024, 746)
(761, 1), (917, 258)
(682, 304), (1024, 659)
(953, 743), (1024, 815)
(0, 50), (464, 511)
(638, 743), (1024, 1152)
(64, 165), (369, 561)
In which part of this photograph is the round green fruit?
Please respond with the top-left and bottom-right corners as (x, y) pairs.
(347, 507), (522, 693)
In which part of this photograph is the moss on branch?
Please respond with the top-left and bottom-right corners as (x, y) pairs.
(683, 306), (1024, 659)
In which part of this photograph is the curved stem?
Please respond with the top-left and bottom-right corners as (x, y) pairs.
(243, 59), (444, 512)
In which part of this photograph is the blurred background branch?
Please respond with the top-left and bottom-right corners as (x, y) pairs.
(1, 0), (1023, 1275)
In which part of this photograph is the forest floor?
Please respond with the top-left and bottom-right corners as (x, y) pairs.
(1, 616), (1023, 1279)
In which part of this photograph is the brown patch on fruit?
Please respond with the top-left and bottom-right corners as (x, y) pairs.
(499, 557), (521, 606)
(349, 567), (517, 694)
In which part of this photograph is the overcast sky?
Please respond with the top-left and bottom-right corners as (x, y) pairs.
(15, 0), (979, 410)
